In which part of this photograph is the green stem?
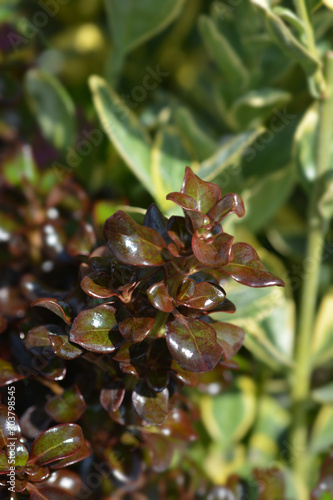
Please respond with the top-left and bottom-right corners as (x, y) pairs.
(291, 52), (333, 494)
(293, 0), (326, 96)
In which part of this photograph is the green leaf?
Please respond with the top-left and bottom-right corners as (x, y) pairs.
(312, 382), (333, 404)
(165, 316), (223, 372)
(248, 396), (290, 465)
(251, 0), (320, 75)
(45, 385), (87, 423)
(198, 15), (250, 89)
(213, 251), (295, 369)
(273, 6), (306, 35)
(198, 129), (264, 181)
(294, 103), (319, 193)
(175, 107), (217, 161)
(89, 76), (153, 198)
(29, 424), (85, 466)
(25, 69), (77, 152)
(70, 304), (123, 353)
(151, 127), (194, 212)
(240, 164), (296, 233)
(310, 405), (333, 454)
(312, 288), (333, 367)
(230, 88), (291, 130)
(105, 0), (186, 56)
(201, 377), (256, 447)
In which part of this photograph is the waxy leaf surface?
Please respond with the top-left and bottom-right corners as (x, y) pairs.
(192, 232), (234, 268)
(48, 334), (83, 360)
(29, 424), (85, 466)
(100, 382), (126, 413)
(70, 304), (122, 353)
(223, 243), (285, 287)
(80, 271), (114, 299)
(0, 359), (26, 386)
(104, 211), (166, 266)
(166, 316), (223, 372)
(177, 281), (225, 310)
(32, 299), (72, 324)
(214, 322), (245, 360)
(147, 282), (174, 312)
(119, 317), (155, 342)
(208, 193), (245, 225)
(45, 385), (86, 423)
(132, 381), (169, 425)
(180, 166), (221, 213)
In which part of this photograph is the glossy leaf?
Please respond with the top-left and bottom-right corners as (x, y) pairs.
(214, 322), (245, 360)
(192, 232), (234, 268)
(147, 282), (174, 312)
(70, 304), (122, 353)
(132, 381), (169, 425)
(0, 404), (21, 447)
(25, 326), (55, 349)
(166, 316), (223, 372)
(34, 470), (84, 498)
(80, 271), (114, 299)
(45, 385), (86, 423)
(49, 441), (91, 469)
(29, 424), (85, 466)
(119, 317), (155, 342)
(177, 282), (226, 310)
(223, 243), (285, 287)
(104, 211), (166, 266)
(32, 299), (72, 325)
(179, 166), (221, 214)
(208, 193), (245, 226)
(48, 334), (83, 360)
(0, 359), (26, 386)
(100, 382), (126, 413)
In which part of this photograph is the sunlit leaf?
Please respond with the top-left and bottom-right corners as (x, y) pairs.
(70, 304), (122, 353)
(166, 315), (223, 372)
(29, 424), (85, 466)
